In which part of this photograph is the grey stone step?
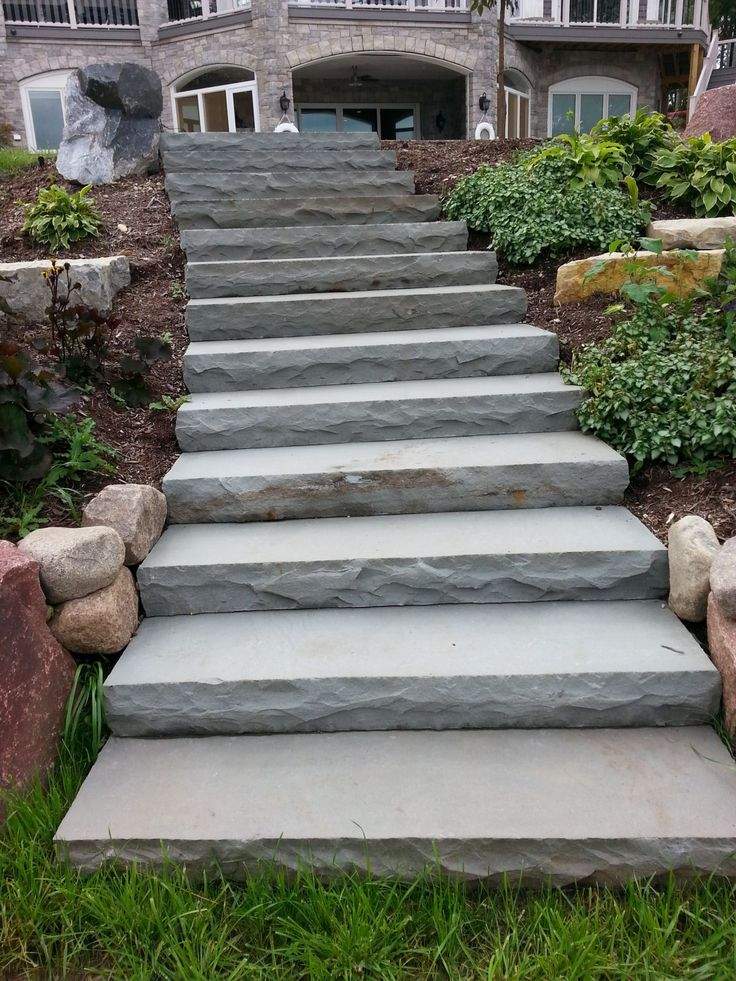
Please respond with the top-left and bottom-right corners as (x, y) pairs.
(181, 222), (468, 262)
(187, 284), (527, 342)
(185, 252), (498, 300)
(176, 374), (583, 452)
(136, 506), (668, 616)
(174, 195), (441, 230)
(161, 132), (380, 151)
(167, 170), (415, 202)
(164, 431), (628, 523)
(105, 601), (719, 736)
(183, 324), (557, 393)
(162, 147), (396, 173)
(55, 726), (736, 883)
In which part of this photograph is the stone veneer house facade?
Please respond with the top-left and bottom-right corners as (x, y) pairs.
(0, 0), (711, 150)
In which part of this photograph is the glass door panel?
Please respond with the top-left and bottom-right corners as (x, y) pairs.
(608, 93), (632, 118)
(519, 96), (530, 138)
(551, 93), (575, 135)
(231, 89), (255, 132)
(569, 0), (593, 21)
(176, 95), (201, 133)
(580, 93), (604, 132)
(507, 92), (519, 138)
(299, 108), (338, 132)
(203, 90), (229, 132)
(343, 107), (378, 133)
(28, 89), (64, 149)
(380, 108), (415, 140)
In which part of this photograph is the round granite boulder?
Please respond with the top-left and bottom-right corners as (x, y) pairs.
(17, 526), (125, 604)
(79, 62), (163, 119)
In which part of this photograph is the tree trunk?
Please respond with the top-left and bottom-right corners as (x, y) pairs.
(497, 1), (506, 138)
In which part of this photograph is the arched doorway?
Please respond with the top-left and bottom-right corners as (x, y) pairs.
(292, 54), (469, 140)
(503, 70), (531, 139)
(20, 70), (72, 150)
(548, 76), (636, 136)
(171, 66), (259, 134)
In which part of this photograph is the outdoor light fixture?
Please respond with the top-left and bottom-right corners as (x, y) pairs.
(279, 90), (291, 112)
(435, 111), (446, 133)
(478, 92), (491, 113)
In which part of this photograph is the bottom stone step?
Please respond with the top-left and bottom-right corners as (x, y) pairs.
(105, 600), (719, 736)
(55, 727), (736, 884)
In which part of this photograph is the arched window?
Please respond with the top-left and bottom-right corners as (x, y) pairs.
(20, 70), (72, 150)
(548, 76), (637, 136)
(503, 70), (530, 139)
(171, 66), (259, 134)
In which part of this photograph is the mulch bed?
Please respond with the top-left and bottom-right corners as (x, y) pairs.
(0, 163), (187, 527)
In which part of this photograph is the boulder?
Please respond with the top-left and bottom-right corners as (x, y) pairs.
(50, 567), (139, 655)
(554, 249), (724, 305)
(83, 483), (167, 565)
(56, 66), (162, 186)
(0, 541), (76, 809)
(0, 257), (129, 323)
(685, 83), (736, 141)
(18, 526), (125, 604)
(710, 537), (736, 619)
(707, 594), (736, 738)
(647, 218), (736, 251)
(667, 515), (721, 622)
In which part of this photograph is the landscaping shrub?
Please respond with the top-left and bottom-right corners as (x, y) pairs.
(525, 131), (631, 189)
(590, 109), (676, 178)
(565, 287), (736, 471)
(21, 184), (102, 252)
(444, 156), (649, 265)
(649, 133), (736, 216)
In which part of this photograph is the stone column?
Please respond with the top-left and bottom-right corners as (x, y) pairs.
(250, 0), (293, 132)
(468, 8), (498, 138)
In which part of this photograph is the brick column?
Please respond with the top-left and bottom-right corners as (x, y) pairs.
(250, 0), (293, 132)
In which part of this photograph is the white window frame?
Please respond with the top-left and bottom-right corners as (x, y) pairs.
(20, 70), (72, 150)
(547, 76), (637, 136)
(504, 85), (531, 139)
(171, 77), (260, 134)
(296, 103), (422, 140)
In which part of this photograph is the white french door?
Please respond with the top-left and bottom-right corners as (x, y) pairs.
(172, 81), (260, 134)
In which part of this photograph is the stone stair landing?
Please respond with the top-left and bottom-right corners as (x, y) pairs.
(55, 130), (736, 884)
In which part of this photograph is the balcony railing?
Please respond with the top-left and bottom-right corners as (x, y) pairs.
(3, 0), (137, 25)
(165, 0), (249, 23)
(511, 0), (708, 29)
(289, 0), (469, 11)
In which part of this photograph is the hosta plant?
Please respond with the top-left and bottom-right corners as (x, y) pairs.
(21, 183), (102, 251)
(649, 134), (736, 216)
(525, 131), (631, 189)
(590, 109), (675, 179)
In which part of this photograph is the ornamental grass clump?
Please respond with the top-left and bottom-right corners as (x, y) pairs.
(21, 183), (102, 252)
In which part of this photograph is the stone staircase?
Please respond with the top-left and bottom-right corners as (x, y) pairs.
(55, 132), (736, 885)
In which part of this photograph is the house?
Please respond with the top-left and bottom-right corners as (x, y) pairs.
(0, 0), (711, 150)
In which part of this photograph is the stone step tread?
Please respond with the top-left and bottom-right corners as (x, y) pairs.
(186, 284), (527, 341)
(173, 195), (441, 229)
(180, 221), (468, 261)
(161, 132), (381, 150)
(167, 170), (415, 200)
(55, 727), (736, 883)
(184, 251), (498, 300)
(162, 148), (397, 173)
(136, 506), (668, 617)
(104, 600), (720, 736)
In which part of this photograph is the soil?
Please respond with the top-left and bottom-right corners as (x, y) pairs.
(1, 147), (733, 544)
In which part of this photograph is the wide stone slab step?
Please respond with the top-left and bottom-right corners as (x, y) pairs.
(160, 132), (380, 151)
(136, 506), (668, 616)
(162, 147), (396, 173)
(185, 252), (498, 299)
(175, 374), (583, 452)
(174, 195), (441, 229)
(183, 324), (557, 393)
(164, 431), (628, 523)
(105, 601), (719, 736)
(181, 221), (468, 263)
(166, 169), (415, 202)
(187, 284), (527, 341)
(55, 726), (736, 883)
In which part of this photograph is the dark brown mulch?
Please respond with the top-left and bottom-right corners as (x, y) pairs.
(1, 164), (186, 529)
(382, 138), (539, 197)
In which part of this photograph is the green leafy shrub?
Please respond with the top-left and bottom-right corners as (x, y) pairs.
(525, 131), (631, 189)
(21, 183), (102, 251)
(649, 134), (736, 216)
(443, 157), (650, 265)
(590, 109), (675, 178)
(564, 296), (736, 471)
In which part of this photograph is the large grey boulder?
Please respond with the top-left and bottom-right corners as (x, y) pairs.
(56, 64), (162, 186)
(0, 258), (129, 323)
(667, 515), (720, 622)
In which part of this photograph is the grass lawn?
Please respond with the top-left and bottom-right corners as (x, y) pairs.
(3, 709), (736, 979)
(0, 148), (55, 179)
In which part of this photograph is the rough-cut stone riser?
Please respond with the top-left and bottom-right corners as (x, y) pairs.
(167, 170), (415, 201)
(161, 133), (380, 151)
(106, 671), (719, 737)
(164, 459), (629, 524)
(181, 222), (468, 263)
(173, 196), (441, 230)
(137, 550), (669, 617)
(186, 287), (527, 341)
(163, 148), (396, 172)
(176, 391), (582, 452)
(183, 337), (558, 392)
(185, 253), (498, 299)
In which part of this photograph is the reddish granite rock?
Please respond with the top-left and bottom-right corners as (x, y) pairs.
(685, 84), (736, 141)
(707, 593), (736, 738)
(0, 540), (76, 814)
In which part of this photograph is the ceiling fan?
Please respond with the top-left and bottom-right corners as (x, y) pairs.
(348, 64), (379, 87)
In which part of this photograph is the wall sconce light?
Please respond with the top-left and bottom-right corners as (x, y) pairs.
(435, 111), (446, 133)
(478, 92), (491, 113)
(279, 90), (291, 112)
